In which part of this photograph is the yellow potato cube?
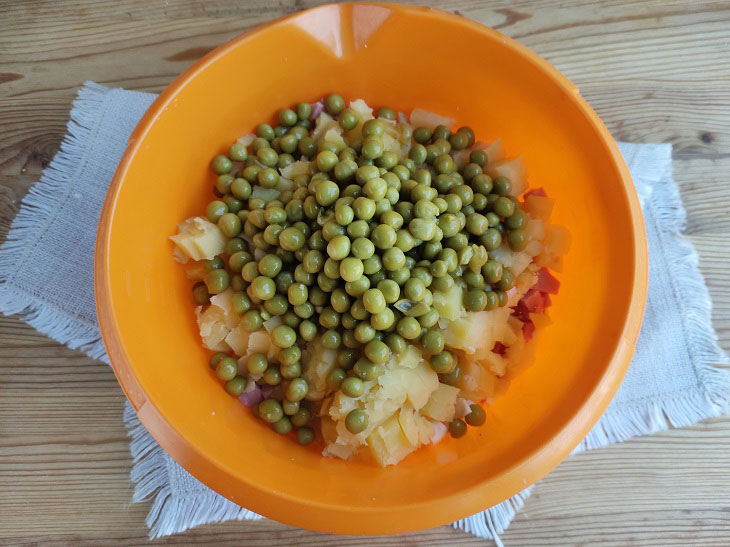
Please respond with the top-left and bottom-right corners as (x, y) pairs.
(170, 216), (226, 262)
(421, 382), (460, 422)
(367, 414), (416, 467)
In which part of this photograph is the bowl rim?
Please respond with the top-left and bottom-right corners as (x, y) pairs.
(95, 1), (648, 535)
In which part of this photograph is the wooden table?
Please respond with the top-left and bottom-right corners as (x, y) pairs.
(2, 1), (729, 544)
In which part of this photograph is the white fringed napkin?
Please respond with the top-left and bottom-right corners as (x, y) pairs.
(1, 83), (727, 544)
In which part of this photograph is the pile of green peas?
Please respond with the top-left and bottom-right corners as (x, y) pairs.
(194, 94), (525, 442)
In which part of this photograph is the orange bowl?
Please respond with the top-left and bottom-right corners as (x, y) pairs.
(95, 2), (647, 535)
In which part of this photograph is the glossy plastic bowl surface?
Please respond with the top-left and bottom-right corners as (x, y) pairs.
(95, 2), (647, 535)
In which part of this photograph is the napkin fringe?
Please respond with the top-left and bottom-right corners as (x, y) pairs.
(577, 159), (730, 452)
(123, 403), (262, 538)
(452, 487), (532, 547)
(0, 81), (110, 363)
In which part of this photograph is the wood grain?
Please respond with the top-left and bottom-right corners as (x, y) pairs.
(1, 0), (729, 545)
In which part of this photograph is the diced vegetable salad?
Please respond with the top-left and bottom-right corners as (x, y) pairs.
(171, 95), (569, 466)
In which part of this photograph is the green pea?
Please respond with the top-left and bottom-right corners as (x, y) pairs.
(496, 268), (515, 291)
(258, 399), (284, 423)
(215, 357), (238, 381)
(243, 354), (266, 376)
(362, 255), (382, 276)
(430, 350), (456, 374)
(359, 288), (384, 314)
(283, 377), (308, 403)
(251, 276), (276, 300)
(256, 254), (281, 278)
(345, 275), (370, 297)
(354, 321), (376, 344)
(480, 228), (502, 251)
(325, 93), (345, 115)
(340, 257), (364, 282)
(397, 316), (421, 339)
(296, 319), (315, 341)
(211, 154), (233, 175)
(402, 278), (425, 302)
(346, 220), (369, 239)
(281, 400), (300, 416)
(381, 334), (404, 355)
(324, 234), (349, 261)
(344, 409), (368, 434)
(204, 269), (229, 295)
(493, 176), (512, 196)
(337, 108), (358, 130)
(464, 289), (487, 311)
(376, 150), (398, 170)
(493, 196), (515, 218)
(290, 406), (311, 428)
(370, 307), (395, 330)
(324, 367), (346, 392)
(506, 228), (526, 251)
(264, 294), (289, 316)
(354, 358), (380, 380)
(449, 419), (467, 438)
(308, 286), (328, 307)
(364, 340), (390, 364)
(295, 426), (314, 445)
(279, 227), (306, 251)
(208, 351), (229, 371)
(367, 224), (394, 250)
(223, 376), (246, 397)
(353, 197), (376, 220)
(340, 377), (363, 398)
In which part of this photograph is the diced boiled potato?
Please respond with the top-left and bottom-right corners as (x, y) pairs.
(488, 243), (512, 268)
(170, 216), (226, 262)
(328, 390), (361, 421)
(510, 252), (532, 277)
(486, 157), (526, 196)
(276, 177), (293, 193)
(524, 218), (545, 241)
(398, 404), (435, 446)
(251, 186), (280, 202)
(505, 331), (537, 369)
(303, 339), (338, 400)
(445, 309), (515, 357)
(432, 282), (464, 321)
(452, 149), (470, 170)
(378, 359), (438, 411)
(409, 108), (454, 129)
(394, 345), (422, 369)
(184, 261), (208, 281)
(376, 369), (409, 405)
(209, 289), (240, 327)
(323, 438), (359, 460)
(236, 133), (255, 147)
(196, 305), (231, 351)
(280, 160), (313, 179)
(473, 139), (505, 163)
(321, 127), (346, 150)
(530, 312), (553, 329)
(524, 239), (543, 257)
(224, 322), (250, 356)
(311, 112), (337, 142)
(458, 358), (498, 401)
(367, 414), (417, 467)
(480, 350), (508, 377)
(421, 382), (460, 422)
(406, 361), (439, 409)
(349, 99), (374, 121)
(246, 330), (273, 357)
(320, 416), (338, 444)
(524, 195), (554, 221)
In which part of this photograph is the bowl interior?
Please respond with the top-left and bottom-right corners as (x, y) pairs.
(97, 3), (644, 534)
